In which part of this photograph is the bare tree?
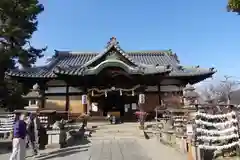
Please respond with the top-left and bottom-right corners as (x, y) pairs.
(200, 84), (220, 104)
(200, 76), (240, 104)
(219, 76), (240, 104)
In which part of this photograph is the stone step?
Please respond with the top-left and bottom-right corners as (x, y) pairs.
(97, 132), (142, 134)
(91, 131), (145, 138)
(89, 136), (146, 140)
(92, 134), (143, 137)
(94, 131), (140, 134)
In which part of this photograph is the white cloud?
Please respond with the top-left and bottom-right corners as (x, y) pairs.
(36, 56), (51, 66)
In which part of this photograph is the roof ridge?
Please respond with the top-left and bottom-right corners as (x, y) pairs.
(54, 50), (176, 55)
(55, 50), (99, 56)
(69, 51), (99, 55)
(126, 50), (170, 53)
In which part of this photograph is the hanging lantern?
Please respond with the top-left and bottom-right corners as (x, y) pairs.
(132, 90), (135, 96)
(120, 89), (122, 96)
(105, 91), (108, 97)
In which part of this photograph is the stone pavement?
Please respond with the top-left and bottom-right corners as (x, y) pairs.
(0, 123), (188, 160)
(88, 138), (151, 160)
(139, 137), (187, 160)
(0, 146), (64, 160)
(35, 138), (187, 160)
(36, 123), (187, 160)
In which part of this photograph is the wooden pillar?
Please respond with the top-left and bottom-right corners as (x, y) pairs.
(39, 83), (46, 109)
(65, 85), (69, 112)
(157, 84), (162, 105)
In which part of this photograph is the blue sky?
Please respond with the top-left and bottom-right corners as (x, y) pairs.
(34, 0), (240, 81)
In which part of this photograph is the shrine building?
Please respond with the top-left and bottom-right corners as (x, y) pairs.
(7, 37), (216, 120)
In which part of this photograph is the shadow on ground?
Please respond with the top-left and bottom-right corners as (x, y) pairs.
(37, 148), (88, 160)
(0, 140), (12, 154)
(67, 128), (91, 147)
(143, 131), (150, 140)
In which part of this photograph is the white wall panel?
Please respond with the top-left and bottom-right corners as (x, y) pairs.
(69, 87), (82, 93)
(45, 87), (66, 93)
(145, 86), (158, 92)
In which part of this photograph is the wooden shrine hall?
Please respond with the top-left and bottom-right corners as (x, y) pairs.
(7, 37), (216, 120)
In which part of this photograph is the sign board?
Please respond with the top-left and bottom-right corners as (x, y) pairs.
(138, 94), (145, 104)
(82, 95), (87, 104)
(186, 124), (193, 136)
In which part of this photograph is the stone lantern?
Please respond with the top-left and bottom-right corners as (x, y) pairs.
(183, 84), (199, 120)
(183, 84), (199, 106)
(23, 83), (42, 112)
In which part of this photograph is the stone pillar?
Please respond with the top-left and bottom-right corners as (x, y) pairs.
(138, 93), (145, 129)
(183, 84), (199, 107)
(82, 94), (87, 114)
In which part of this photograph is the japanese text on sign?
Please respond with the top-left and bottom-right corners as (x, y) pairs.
(82, 95), (87, 104)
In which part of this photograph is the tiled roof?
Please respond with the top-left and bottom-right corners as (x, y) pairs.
(7, 37), (216, 80)
(54, 38), (174, 76)
(7, 50), (215, 78)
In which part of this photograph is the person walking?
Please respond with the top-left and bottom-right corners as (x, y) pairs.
(9, 113), (27, 160)
(26, 113), (39, 156)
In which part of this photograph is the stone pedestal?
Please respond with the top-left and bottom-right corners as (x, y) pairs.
(47, 130), (60, 145)
(175, 136), (187, 153)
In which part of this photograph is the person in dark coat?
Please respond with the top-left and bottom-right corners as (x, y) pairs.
(59, 119), (67, 148)
(38, 124), (47, 150)
(26, 114), (38, 155)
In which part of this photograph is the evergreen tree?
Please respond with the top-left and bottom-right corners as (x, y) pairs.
(0, 0), (45, 110)
(227, 0), (240, 14)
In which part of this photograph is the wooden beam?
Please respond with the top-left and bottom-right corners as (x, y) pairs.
(45, 92), (82, 96)
(157, 84), (162, 105)
(39, 83), (46, 109)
